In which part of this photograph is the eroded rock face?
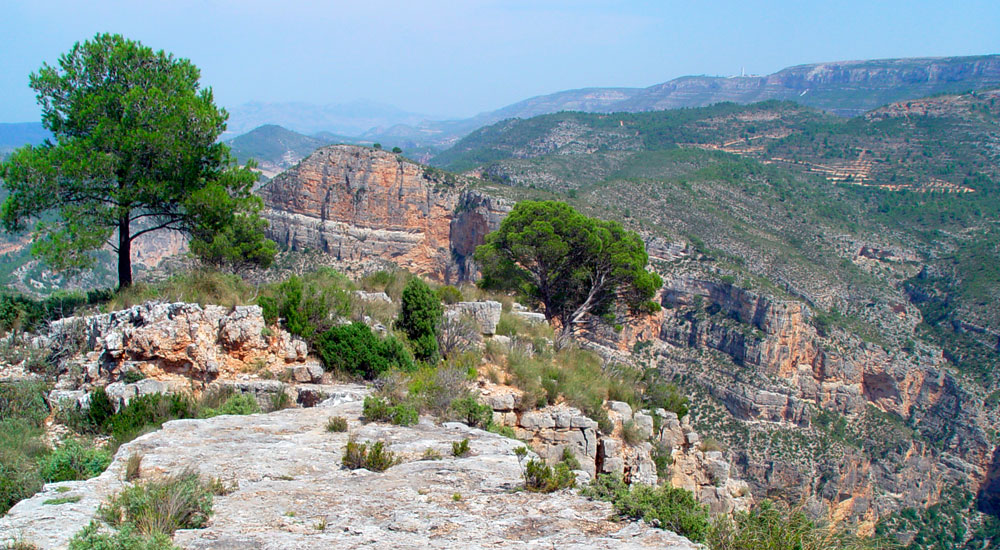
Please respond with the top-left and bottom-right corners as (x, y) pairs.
(40, 302), (311, 390)
(0, 387), (698, 550)
(260, 145), (510, 282)
(481, 387), (751, 515)
(446, 301), (502, 335)
(980, 446), (1000, 515)
(656, 277), (996, 521)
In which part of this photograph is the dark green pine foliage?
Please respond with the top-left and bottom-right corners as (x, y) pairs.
(475, 200), (662, 343)
(316, 322), (414, 379)
(397, 278), (443, 362)
(0, 33), (274, 287)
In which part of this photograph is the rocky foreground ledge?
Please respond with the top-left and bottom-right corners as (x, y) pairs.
(0, 386), (697, 550)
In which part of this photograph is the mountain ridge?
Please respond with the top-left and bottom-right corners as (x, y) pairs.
(365, 54), (1000, 147)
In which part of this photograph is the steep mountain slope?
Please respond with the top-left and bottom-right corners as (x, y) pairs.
(619, 55), (1000, 117)
(434, 91), (1000, 334)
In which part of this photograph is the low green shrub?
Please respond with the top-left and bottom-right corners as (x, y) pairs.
(389, 403), (418, 426)
(69, 521), (177, 550)
(621, 420), (645, 445)
(121, 370), (146, 384)
(316, 322), (414, 379)
(0, 380), (50, 427)
(706, 499), (889, 550)
(125, 453), (143, 482)
(404, 364), (469, 416)
(97, 470), (213, 536)
(360, 270), (413, 302)
(523, 459), (575, 493)
(43, 495), (82, 505)
(198, 393), (260, 418)
(362, 396), (391, 422)
(108, 269), (253, 312)
(341, 438), (397, 472)
(105, 393), (196, 445)
(421, 448), (442, 460)
(449, 396), (493, 429)
(0, 289), (110, 335)
(362, 397), (418, 426)
(326, 416), (348, 432)
(436, 285), (463, 305)
(487, 424), (517, 438)
(451, 438), (470, 458)
(257, 270), (352, 339)
(495, 315), (518, 337)
(560, 447), (581, 470)
(642, 372), (689, 419)
(38, 439), (111, 482)
(0, 419), (47, 514)
(86, 387), (116, 431)
(650, 441), (672, 478)
(585, 474), (709, 542)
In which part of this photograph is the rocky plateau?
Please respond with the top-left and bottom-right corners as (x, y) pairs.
(0, 387), (699, 550)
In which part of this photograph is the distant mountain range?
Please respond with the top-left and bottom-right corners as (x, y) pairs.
(0, 122), (49, 156)
(222, 100), (437, 138)
(365, 54), (1000, 148)
(5, 54), (1000, 163)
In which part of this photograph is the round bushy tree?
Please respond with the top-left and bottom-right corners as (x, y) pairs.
(0, 33), (274, 287)
(474, 200), (662, 345)
(397, 278), (443, 362)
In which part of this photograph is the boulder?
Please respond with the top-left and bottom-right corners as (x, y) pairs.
(353, 291), (392, 303)
(513, 311), (547, 324)
(632, 413), (654, 439)
(445, 301), (502, 335)
(607, 401), (633, 421)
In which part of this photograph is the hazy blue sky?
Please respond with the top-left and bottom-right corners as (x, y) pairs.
(2, 0), (999, 122)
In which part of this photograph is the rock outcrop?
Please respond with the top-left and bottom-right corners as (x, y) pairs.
(0, 387), (698, 550)
(260, 145), (510, 282)
(445, 300), (502, 335)
(480, 386), (752, 515)
(32, 302), (314, 392)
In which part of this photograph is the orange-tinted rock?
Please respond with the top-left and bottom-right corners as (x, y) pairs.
(260, 145), (509, 282)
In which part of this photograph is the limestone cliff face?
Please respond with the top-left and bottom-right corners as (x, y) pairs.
(656, 277), (996, 521)
(260, 145), (509, 282)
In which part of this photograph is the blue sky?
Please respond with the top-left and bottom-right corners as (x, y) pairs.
(2, 0), (999, 122)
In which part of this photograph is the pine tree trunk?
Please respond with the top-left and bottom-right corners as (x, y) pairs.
(118, 215), (132, 288)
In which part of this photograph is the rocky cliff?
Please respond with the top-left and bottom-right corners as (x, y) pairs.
(260, 145), (510, 282)
(653, 277), (997, 524)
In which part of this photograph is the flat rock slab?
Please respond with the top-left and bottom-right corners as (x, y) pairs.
(1, 384), (696, 550)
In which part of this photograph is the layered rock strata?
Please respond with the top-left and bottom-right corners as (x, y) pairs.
(260, 145), (510, 282)
(655, 277), (997, 520)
